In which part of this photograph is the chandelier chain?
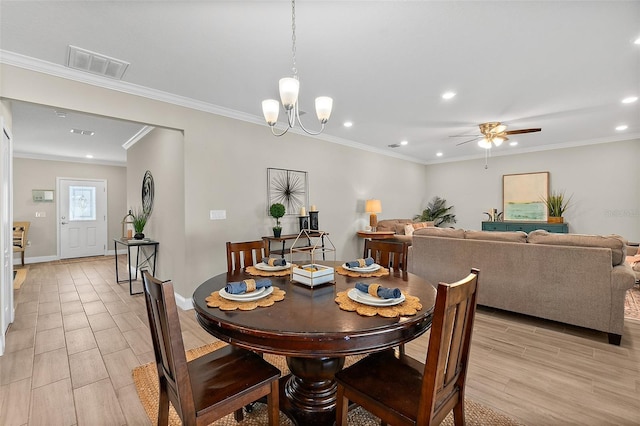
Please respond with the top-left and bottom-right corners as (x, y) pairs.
(291, 0), (297, 77)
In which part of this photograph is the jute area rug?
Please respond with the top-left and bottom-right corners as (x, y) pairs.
(133, 342), (524, 426)
(625, 285), (640, 320)
(13, 267), (28, 290)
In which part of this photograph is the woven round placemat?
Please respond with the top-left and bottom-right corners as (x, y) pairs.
(205, 286), (286, 311)
(335, 265), (390, 277)
(132, 342), (525, 426)
(245, 265), (296, 277)
(335, 290), (422, 317)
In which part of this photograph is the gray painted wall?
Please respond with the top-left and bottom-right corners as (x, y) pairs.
(423, 139), (640, 240)
(2, 64), (638, 302)
(12, 157), (126, 262)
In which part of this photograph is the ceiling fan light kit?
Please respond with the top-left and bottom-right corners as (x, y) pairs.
(460, 121), (541, 150)
(262, 0), (333, 137)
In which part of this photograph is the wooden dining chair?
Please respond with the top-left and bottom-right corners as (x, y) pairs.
(363, 239), (409, 272)
(226, 240), (266, 273)
(13, 221), (30, 265)
(142, 271), (280, 426)
(335, 268), (480, 426)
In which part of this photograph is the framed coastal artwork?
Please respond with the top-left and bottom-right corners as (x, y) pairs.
(267, 168), (309, 216)
(503, 172), (549, 221)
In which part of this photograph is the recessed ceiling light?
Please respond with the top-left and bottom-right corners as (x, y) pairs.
(622, 96), (638, 104)
(442, 92), (456, 100)
(343, 121), (353, 128)
(85, 154), (94, 159)
(616, 124), (628, 131)
(70, 128), (95, 136)
(400, 140), (408, 146)
(634, 36), (640, 45)
(436, 152), (443, 157)
(509, 141), (518, 146)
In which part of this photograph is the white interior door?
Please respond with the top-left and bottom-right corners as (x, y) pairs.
(1, 121), (14, 355)
(58, 178), (107, 259)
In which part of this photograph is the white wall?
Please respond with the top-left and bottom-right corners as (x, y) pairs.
(3, 63), (638, 301)
(423, 139), (640, 241)
(12, 157), (126, 262)
(0, 65), (428, 298)
(127, 127), (186, 287)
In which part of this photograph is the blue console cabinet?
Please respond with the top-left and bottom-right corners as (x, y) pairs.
(482, 221), (568, 233)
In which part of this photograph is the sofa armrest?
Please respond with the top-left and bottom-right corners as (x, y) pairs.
(612, 263), (637, 291)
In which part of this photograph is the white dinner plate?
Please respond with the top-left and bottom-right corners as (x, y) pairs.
(254, 261), (292, 271)
(342, 263), (381, 273)
(347, 288), (405, 306)
(219, 285), (273, 302)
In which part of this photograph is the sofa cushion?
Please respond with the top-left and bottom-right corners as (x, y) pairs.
(404, 221), (434, 236)
(376, 219), (413, 234)
(413, 227), (465, 238)
(528, 230), (626, 265)
(464, 230), (527, 243)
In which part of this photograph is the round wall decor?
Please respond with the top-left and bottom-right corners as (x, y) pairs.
(142, 170), (154, 216)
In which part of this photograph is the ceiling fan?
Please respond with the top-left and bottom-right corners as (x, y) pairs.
(454, 122), (541, 149)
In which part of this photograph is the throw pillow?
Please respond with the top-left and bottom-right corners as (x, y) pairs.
(404, 224), (415, 236)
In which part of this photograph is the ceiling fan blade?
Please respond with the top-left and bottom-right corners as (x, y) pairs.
(505, 128), (541, 135)
(456, 137), (480, 146)
(449, 134), (480, 138)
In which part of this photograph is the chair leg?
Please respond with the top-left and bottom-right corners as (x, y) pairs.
(157, 382), (170, 426)
(336, 384), (349, 426)
(267, 380), (279, 426)
(453, 399), (466, 426)
(21, 251), (25, 266)
(233, 408), (244, 421)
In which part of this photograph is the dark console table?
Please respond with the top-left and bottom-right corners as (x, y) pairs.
(114, 238), (159, 295)
(482, 221), (568, 233)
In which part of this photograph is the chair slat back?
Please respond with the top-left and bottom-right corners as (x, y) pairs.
(363, 240), (409, 272)
(418, 268), (479, 425)
(226, 240), (266, 273)
(142, 271), (195, 419)
(13, 221), (30, 248)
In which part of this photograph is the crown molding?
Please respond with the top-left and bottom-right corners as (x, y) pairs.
(1, 50), (427, 164)
(122, 125), (154, 150)
(13, 151), (125, 167)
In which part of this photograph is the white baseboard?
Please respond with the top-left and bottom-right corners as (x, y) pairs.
(174, 292), (194, 311)
(16, 255), (59, 265)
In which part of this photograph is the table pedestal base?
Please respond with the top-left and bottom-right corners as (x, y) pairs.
(280, 356), (345, 426)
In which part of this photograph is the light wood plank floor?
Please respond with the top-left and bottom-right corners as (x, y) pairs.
(1, 256), (639, 425)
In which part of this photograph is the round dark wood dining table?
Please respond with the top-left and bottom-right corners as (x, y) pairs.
(192, 262), (437, 426)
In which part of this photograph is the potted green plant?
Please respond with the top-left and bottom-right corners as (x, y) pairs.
(269, 203), (285, 237)
(131, 208), (148, 239)
(414, 196), (457, 227)
(542, 190), (572, 223)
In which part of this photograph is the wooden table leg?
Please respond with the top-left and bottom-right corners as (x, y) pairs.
(279, 356), (345, 426)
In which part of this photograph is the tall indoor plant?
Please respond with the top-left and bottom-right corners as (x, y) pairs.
(414, 196), (457, 227)
(269, 203), (285, 237)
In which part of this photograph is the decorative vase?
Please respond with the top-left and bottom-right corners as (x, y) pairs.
(273, 227), (282, 238)
(548, 217), (563, 224)
(134, 232), (145, 240)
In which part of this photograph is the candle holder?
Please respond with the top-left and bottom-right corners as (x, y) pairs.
(299, 215), (310, 231)
(309, 211), (319, 230)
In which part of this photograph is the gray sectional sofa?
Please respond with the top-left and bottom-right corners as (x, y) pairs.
(407, 227), (637, 345)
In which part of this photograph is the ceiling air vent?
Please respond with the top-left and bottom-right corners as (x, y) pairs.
(66, 45), (129, 80)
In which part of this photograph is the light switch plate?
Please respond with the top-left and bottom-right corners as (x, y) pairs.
(209, 210), (226, 220)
